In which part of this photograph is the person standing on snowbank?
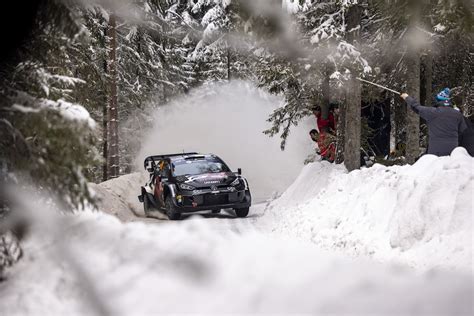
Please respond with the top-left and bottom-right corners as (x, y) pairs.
(401, 88), (467, 157)
(459, 115), (474, 157)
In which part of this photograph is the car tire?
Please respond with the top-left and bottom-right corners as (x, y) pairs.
(165, 196), (181, 220)
(234, 207), (249, 218)
(143, 194), (151, 217)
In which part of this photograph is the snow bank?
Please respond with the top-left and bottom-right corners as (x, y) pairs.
(1, 211), (471, 315)
(265, 147), (474, 272)
(89, 172), (149, 221)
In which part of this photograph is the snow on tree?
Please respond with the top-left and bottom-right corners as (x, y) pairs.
(253, 0), (371, 169)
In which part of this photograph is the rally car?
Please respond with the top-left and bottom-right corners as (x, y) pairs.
(138, 152), (251, 220)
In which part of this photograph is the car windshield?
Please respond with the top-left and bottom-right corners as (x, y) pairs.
(172, 158), (230, 176)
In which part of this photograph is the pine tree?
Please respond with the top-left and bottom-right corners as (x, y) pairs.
(107, 13), (120, 178)
(255, 0), (371, 159)
(0, 1), (99, 208)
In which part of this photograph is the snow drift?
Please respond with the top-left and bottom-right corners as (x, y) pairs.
(89, 172), (149, 221)
(265, 147), (474, 272)
(137, 81), (313, 202)
(1, 211), (471, 315)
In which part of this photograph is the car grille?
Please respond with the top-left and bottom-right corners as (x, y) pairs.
(181, 192), (243, 208)
(204, 194), (228, 205)
(199, 184), (227, 191)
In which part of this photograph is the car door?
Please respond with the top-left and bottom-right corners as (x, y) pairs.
(153, 161), (167, 208)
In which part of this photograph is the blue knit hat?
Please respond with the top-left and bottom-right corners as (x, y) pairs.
(436, 88), (451, 106)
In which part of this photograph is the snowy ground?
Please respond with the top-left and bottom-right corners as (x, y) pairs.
(264, 147), (473, 273)
(88, 172), (154, 222)
(0, 149), (473, 315)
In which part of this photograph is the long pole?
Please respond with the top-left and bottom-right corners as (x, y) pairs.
(356, 77), (401, 95)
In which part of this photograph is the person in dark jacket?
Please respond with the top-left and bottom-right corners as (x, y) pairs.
(401, 88), (467, 156)
(459, 116), (474, 156)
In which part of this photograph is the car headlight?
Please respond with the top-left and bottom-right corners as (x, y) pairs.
(179, 183), (195, 190)
(230, 178), (240, 186)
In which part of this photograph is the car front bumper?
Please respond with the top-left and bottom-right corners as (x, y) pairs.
(173, 190), (251, 213)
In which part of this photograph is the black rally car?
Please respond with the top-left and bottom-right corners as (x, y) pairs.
(138, 153), (251, 220)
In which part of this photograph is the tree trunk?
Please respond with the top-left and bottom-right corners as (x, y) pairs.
(321, 65), (330, 122)
(102, 22), (108, 182)
(342, 4), (362, 171)
(107, 14), (119, 178)
(102, 96), (108, 181)
(394, 94), (407, 155)
(420, 0), (433, 107)
(421, 50), (433, 106)
(227, 45), (231, 81)
(405, 49), (420, 163)
(389, 96), (396, 153)
(404, 1), (423, 164)
(344, 74), (361, 171)
(335, 102), (346, 164)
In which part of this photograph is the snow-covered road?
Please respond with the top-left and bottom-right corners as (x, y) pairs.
(1, 149), (473, 315)
(1, 209), (471, 315)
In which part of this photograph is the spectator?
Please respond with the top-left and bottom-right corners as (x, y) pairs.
(312, 106), (335, 133)
(401, 88), (467, 157)
(459, 116), (474, 156)
(309, 129), (335, 163)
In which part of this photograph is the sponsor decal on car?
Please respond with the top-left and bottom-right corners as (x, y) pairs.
(204, 180), (220, 184)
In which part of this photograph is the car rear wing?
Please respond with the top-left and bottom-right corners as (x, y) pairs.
(144, 152), (198, 172)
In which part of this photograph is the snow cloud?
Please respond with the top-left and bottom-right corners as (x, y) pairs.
(137, 80), (314, 201)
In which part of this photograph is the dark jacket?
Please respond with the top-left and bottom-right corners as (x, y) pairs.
(459, 117), (474, 156)
(406, 96), (467, 156)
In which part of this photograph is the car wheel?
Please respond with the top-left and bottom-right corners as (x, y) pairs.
(165, 196), (181, 220)
(143, 194), (151, 217)
(234, 207), (249, 218)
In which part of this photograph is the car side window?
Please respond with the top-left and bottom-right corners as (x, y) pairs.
(162, 161), (171, 179)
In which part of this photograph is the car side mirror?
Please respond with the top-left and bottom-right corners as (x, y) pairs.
(237, 168), (242, 175)
(147, 161), (156, 173)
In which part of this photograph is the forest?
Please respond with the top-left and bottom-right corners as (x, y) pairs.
(1, 0), (472, 207)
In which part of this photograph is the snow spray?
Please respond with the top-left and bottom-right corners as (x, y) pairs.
(137, 80), (314, 202)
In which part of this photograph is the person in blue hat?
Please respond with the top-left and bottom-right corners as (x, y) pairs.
(435, 88), (452, 107)
(401, 88), (467, 157)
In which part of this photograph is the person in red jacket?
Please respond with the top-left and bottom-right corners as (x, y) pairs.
(312, 105), (337, 162)
(309, 129), (335, 162)
(313, 105), (336, 133)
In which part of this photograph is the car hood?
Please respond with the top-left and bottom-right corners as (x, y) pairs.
(176, 172), (238, 187)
